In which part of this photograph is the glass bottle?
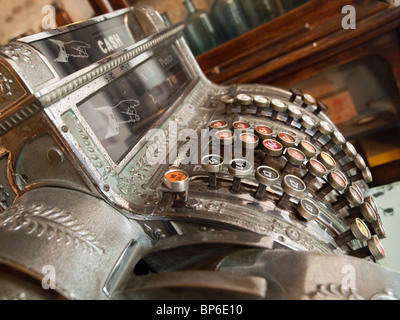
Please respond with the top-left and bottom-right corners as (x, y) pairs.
(182, 0), (224, 56)
(210, 0), (251, 41)
(238, 0), (280, 29)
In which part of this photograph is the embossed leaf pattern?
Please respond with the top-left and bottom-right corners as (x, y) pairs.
(310, 284), (365, 300)
(0, 203), (104, 255)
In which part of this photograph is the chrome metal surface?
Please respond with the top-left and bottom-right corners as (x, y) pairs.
(0, 4), (398, 300)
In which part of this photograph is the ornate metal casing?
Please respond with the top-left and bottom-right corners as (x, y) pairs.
(0, 5), (399, 300)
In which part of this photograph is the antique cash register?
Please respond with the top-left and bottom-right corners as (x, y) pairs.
(0, 5), (398, 300)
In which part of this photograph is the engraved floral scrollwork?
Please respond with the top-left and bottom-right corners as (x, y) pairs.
(191, 199), (323, 252)
(0, 183), (10, 208)
(0, 203), (104, 255)
(193, 199), (226, 214)
(310, 284), (365, 300)
(0, 72), (13, 96)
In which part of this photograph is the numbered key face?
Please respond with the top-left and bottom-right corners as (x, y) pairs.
(215, 130), (234, 145)
(239, 133), (259, 149)
(301, 115), (316, 131)
(330, 170), (347, 190)
(297, 198), (320, 221)
(271, 99), (287, 112)
(287, 104), (302, 119)
(317, 121), (333, 135)
(365, 196), (378, 214)
(308, 159), (327, 177)
(277, 132), (296, 148)
(210, 120), (229, 130)
(318, 152), (336, 170)
(282, 174), (306, 196)
(363, 202), (377, 222)
(221, 95), (234, 105)
(348, 185), (364, 206)
(228, 159), (253, 177)
(256, 166), (280, 186)
(232, 121), (251, 132)
(303, 93), (316, 106)
(298, 140), (317, 158)
(286, 175), (305, 191)
(355, 218), (371, 240)
(164, 169), (189, 191)
(236, 93), (253, 105)
(372, 236), (386, 259)
(165, 171), (187, 182)
(253, 95), (269, 107)
(286, 148), (306, 165)
(201, 155), (224, 173)
(255, 125), (273, 140)
(263, 139), (283, 156)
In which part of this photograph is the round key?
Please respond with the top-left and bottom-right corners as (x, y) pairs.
(262, 139), (284, 157)
(239, 133), (259, 149)
(236, 93), (253, 114)
(289, 88), (303, 103)
(368, 214), (386, 239)
(317, 152), (336, 170)
(201, 154), (224, 189)
(342, 154), (367, 173)
(349, 167), (373, 184)
(254, 166), (280, 200)
(365, 196), (379, 215)
(285, 104), (303, 126)
(324, 131), (346, 150)
(215, 130), (234, 146)
(221, 95), (234, 114)
(334, 141), (357, 162)
(254, 95), (269, 116)
(334, 218), (371, 246)
(255, 125), (273, 140)
(351, 182), (365, 202)
(164, 169), (189, 192)
(270, 99), (287, 120)
(302, 93), (317, 108)
(300, 114), (316, 133)
(331, 185), (364, 211)
(298, 140), (317, 158)
(232, 121), (251, 133)
(313, 120), (333, 144)
(209, 120), (229, 131)
(345, 202), (377, 224)
(282, 148), (306, 175)
(277, 175), (306, 210)
(316, 170), (348, 198)
(276, 132), (296, 149)
(349, 236), (385, 261)
(297, 198), (320, 221)
(302, 159), (327, 184)
(228, 159), (253, 193)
